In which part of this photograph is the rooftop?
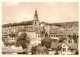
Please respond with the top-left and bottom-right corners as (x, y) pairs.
(2, 47), (24, 53)
(51, 41), (78, 50)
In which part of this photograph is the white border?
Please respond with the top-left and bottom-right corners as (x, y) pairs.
(0, 0), (80, 57)
(1, 0), (79, 2)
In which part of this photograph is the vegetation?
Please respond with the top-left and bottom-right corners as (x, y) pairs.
(59, 36), (67, 42)
(31, 44), (49, 55)
(2, 21), (78, 28)
(16, 32), (30, 49)
(41, 37), (53, 48)
(49, 21), (78, 28)
(2, 21), (33, 27)
(68, 34), (78, 43)
(72, 33), (78, 43)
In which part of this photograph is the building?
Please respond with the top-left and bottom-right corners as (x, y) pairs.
(50, 41), (78, 55)
(2, 45), (23, 54)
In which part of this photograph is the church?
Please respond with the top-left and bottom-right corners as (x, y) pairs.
(2, 10), (45, 46)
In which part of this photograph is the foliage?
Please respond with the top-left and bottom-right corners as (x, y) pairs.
(59, 36), (67, 42)
(72, 34), (78, 43)
(45, 32), (48, 37)
(68, 34), (78, 43)
(16, 32), (30, 49)
(41, 38), (53, 48)
(2, 21), (33, 27)
(31, 44), (49, 55)
(75, 50), (79, 55)
(48, 21), (78, 28)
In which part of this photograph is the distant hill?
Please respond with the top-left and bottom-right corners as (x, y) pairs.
(2, 21), (78, 28)
(2, 20), (33, 27)
(48, 21), (78, 28)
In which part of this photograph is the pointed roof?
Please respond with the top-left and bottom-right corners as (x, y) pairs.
(51, 42), (62, 49)
(33, 10), (39, 21)
(51, 41), (78, 50)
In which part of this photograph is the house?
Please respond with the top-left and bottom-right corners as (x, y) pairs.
(49, 27), (63, 38)
(50, 42), (62, 55)
(50, 41), (78, 55)
(59, 41), (78, 55)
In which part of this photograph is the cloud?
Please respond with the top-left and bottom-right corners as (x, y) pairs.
(11, 14), (32, 23)
(21, 14), (32, 18)
(4, 2), (19, 6)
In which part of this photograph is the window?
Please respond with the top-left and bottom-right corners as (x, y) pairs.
(71, 49), (73, 51)
(63, 48), (66, 51)
(35, 22), (36, 24)
(63, 45), (65, 47)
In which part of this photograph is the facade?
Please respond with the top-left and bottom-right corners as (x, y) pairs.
(50, 41), (78, 55)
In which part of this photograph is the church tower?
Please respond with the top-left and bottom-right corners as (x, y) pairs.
(33, 10), (39, 27)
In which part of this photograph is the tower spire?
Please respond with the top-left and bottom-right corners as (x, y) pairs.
(34, 9), (38, 21)
(33, 9), (39, 28)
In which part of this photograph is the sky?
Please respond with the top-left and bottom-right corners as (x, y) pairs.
(2, 2), (78, 24)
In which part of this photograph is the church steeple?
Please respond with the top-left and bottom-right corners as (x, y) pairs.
(33, 10), (39, 27)
(34, 10), (39, 21)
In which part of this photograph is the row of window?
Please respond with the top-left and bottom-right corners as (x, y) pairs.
(49, 35), (63, 37)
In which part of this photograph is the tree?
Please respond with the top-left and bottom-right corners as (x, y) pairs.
(68, 34), (71, 39)
(41, 38), (53, 48)
(31, 46), (37, 54)
(45, 32), (48, 37)
(31, 44), (49, 55)
(75, 50), (79, 55)
(59, 36), (67, 43)
(16, 32), (30, 49)
(72, 33), (78, 43)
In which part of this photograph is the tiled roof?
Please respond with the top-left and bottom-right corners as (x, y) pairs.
(51, 43), (58, 49)
(19, 28), (26, 32)
(49, 29), (76, 36)
(36, 31), (41, 34)
(68, 43), (78, 49)
(34, 27), (43, 31)
(26, 28), (34, 32)
(63, 31), (74, 35)
(19, 28), (34, 32)
(61, 41), (78, 49)
(51, 41), (78, 50)
(50, 42), (62, 49)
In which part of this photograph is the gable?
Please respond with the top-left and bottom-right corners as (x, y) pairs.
(61, 43), (69, 48)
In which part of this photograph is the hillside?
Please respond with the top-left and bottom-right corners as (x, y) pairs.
(2, 20), (33, 27)
(2, 21), (78, 28)
(48, 21), (78, 28)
